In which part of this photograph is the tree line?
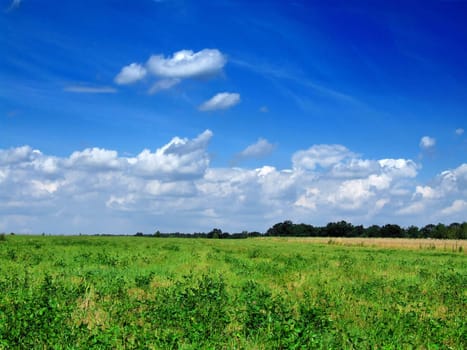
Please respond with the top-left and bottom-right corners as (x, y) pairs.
(264, 220), (466, 239)
(140, 220), (467, 240)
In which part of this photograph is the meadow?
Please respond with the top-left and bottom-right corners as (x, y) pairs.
(0, 235), (465, 349)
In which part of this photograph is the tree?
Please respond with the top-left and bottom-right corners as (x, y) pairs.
(353, 225), (365, 237)
(433, 223), (448, 239)
(406, 225), (420, 238)
(460, 222), (467, 239)
(365, 225), (380, 237)
(420, 224), (435, 238)
(380, 224), (402, 238)
(265, 220), (293, 236)
(325, 221), (354, 237)
(207, 228), (222, 239)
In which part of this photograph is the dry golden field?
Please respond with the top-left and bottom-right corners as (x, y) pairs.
(265, 236), (466, 251)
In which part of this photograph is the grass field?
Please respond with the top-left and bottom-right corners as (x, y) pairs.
(0, 235), (465, 349)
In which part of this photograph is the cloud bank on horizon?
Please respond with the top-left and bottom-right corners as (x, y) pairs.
(1, 130), (465, 234)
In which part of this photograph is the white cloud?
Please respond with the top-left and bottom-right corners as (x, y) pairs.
(130, 129), (212, 179)
(378, 159), (418, 178)
(64, 85), (117, 93)
(292, 144), (356, 170)
(0, 145), (36, 165)
(330, 159), (378, 178)
(114, 63), (147, 85)
(397, 201), (425, 215)
(237, 138), (275, 159)
(295, 188), (320, 210)
(149, 78), (181, 94)
(455, 128), (464, 135)
(146, 49), (226, 79)
(66, 148), (123, 171)
(1, 136), (466, 234)
(145, 180), (196, 197)
(259, 106), (268, 113)
(420, 136), (436, 149)
(199, 92), (240, 111)
(327, 179), (375, 210)
(115, 49), (227, 94)
(414, 185), (440, 199)
(441, 199), (467, 215)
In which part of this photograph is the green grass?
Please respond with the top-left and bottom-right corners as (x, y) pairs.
(0, 235), (466, 349)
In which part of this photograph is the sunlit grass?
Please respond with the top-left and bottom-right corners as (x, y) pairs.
(0, 235), (465, 348)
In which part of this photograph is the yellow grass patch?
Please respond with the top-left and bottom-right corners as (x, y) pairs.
(264, 237), (466, 252)
(74, 288), (109, 330)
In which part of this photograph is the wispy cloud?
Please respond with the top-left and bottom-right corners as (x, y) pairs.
(64, 85), (117, 94)
(6, 0), (21, 12)
(419, 136), (436, 150)
(199, 92), (240, 111)
(231, 57), (360, 105)
(455, 128), (464, 136)
(236, 138), (275, 160)
(149, 78), (181, 94)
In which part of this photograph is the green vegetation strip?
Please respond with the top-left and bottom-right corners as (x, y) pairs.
(0, 236), (466, 349)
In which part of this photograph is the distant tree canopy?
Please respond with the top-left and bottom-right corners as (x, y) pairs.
(126, 221), (467, 240)
(264, 220), (467, 240)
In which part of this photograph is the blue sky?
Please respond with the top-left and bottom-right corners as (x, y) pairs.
(1, 0), (466, 234)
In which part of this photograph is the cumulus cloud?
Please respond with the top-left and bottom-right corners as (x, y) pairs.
(130, 129), (213, 179)
(397, 201), (425, 215)
(114, 63), (147, 85)
(420, 136), (436, 149)
(66, 148), (123, 171)
(198, 92), (240, 111)
(292, 144), (357, 170)
(455, 128), (464, 135)
(441, 199), (467, 215)
(114, 49), (226, 91)
(414, 185), (440, 199)
(397, 163), (467, 220)
(237, 138), (275, 160)
(146, 49), (226, 79)
(1, 136), (466, 234)
(294, 157), (417, 214)
(0, 145), (37, 165)
(378, 159), (418, 178)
